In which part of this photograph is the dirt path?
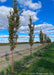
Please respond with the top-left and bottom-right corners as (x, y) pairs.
(0, 44), (47, 71)
(0, 44), (42, 56)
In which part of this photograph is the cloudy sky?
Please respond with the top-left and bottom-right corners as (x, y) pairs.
(0, 0), (54, 43)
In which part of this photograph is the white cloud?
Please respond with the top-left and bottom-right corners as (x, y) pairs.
(0, 6), (38, 30)
(0, 35), (9, 38)
(49, 35), (54, 38)
(26, 1), (41, 10)
(36, 23), (54, 34)
(0, 6), (12, 30)
(35, 23), (53, 30)
(0, 35), (39, 38)
(20, 10), (38, 27)
(0, 35), (9, 43)
(45, 30), (54, 34)
(0, 5), (54, 42)
(0, 38), (8, 43)
(19, 23), (54, 35)
(0, 0), (6, 2)
(18, 0), (42, 10)
(0, 35), (39, 43)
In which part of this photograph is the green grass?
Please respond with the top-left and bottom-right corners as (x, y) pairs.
(0, 43), (54, 75)
(21, 43), (54, 75)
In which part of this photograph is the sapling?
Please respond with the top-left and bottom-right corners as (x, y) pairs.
(8, 0), (23, 74)
(28, 16), (35, 56)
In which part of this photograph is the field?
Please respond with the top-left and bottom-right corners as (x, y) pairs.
(0, 43), (54, 75)
(21, 43), (54, 75)
(0, 43), (44, 71)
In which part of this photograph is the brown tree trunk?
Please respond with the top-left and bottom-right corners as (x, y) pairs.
(30, 46), (32, 55)
(12, 50), (14, 75)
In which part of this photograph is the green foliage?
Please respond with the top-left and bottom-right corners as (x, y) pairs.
(39, 29), (43, 43)
(39, 29), (51, 43)
(8, 0), (23, 51)
(28, 16), (35, 55)
(28, 16), (35, 47)
(46, 36), (51, 43)
(20, 72), (26, 75)
(43, 33), (47, 43)
(43, 34), (51, 43)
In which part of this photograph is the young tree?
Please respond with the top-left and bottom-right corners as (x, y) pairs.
(46, 36), (51, 43)
(28, 16), (35, 55)
(8, 0), (23, 74)
(43, 33), (51, 43)
(43, 33), (47, 43)
(39, 29), (43, 43)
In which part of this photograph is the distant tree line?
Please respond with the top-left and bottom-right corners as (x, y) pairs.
(39, 29), (51, 43)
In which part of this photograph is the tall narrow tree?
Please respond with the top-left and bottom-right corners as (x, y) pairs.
(8, 0), (23, 74)
(46, 36), (51, 43)
(39, 28), (43, 43)
(28, 16), (35, 56)
(43, 33), (47, 43)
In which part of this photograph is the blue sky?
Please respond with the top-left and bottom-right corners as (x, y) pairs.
(0, 0), (54, 43)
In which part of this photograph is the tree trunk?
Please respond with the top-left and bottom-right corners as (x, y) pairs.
(30, 46), (32, 55)
(12, 50), (14, 75)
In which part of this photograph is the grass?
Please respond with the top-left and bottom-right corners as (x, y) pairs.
(0, 43), (54, 75)
(21, 43), (54, 75)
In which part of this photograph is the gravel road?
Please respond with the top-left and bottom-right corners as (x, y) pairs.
(0, 44), (42, 56)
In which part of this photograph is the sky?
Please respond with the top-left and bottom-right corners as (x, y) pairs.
(0, 0), (54, 43)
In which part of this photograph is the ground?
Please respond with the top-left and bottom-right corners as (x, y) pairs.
(0, 43), (45, 71)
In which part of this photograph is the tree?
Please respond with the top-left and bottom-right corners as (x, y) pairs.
(43, 33), (47, 43)
(28, 16), (35, 55)
(46, 36), (51, 43)
(43, 33), (51, 43)
(39, 29), (43, 43)
(8, 0), (23, 74)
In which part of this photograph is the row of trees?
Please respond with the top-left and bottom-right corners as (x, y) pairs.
(39, 29), (51, 43)
(8, 0), (51, 74)
(8, 0), (35, 74)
